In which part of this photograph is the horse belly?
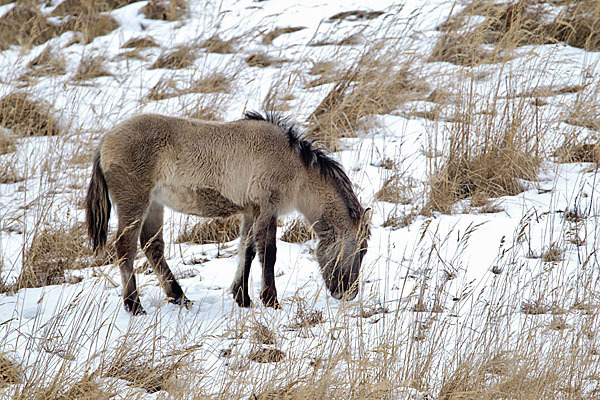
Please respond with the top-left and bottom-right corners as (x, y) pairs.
(153, 183), (243, 218)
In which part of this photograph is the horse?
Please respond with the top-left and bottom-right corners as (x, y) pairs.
(86, 111), (371, 315)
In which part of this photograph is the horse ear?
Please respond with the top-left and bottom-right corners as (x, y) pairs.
(362, 207), (373, 223)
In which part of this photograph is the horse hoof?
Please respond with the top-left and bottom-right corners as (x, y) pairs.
(124, 301), (146, 315)
(260, 294), (280, 309)
(234, 293), (252, 308)
(170, 296), (193, 310)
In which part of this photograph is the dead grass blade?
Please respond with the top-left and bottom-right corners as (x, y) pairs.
(0, 92), (60, 137)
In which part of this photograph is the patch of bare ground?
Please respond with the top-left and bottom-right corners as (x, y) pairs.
(262, 26), (306, 45)
(0, 3), (61, 50)
(150, 45), (197, 69)
(0, 92), (60, 136)
(73, 55), (112, 81)
(141, 0), (187, 21)
(310, 32), (363, 47)
(176, 216), (240, 244)
(307, 60), (427, 149)
(280, 218), (312, 243)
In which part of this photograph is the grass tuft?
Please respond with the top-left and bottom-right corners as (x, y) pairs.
(0, 3), (59, 50)
(0, 92), (60, 137)
(176, 216), (240, 244)
(73, 55), (112, 81)
(141, 0), (187, 21)
(280, 218), (312, 243)
(150, 45), (197, 69)
(26, 46), (67, 78)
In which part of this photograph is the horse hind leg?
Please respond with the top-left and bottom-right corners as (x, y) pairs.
(231, 214), (255, 307)
(140, 201), (190, 308)
(253, 208), (279, 309)
(115, 206), (147, 315)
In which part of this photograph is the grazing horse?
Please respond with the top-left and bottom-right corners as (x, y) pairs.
(86, 111), (370, 315)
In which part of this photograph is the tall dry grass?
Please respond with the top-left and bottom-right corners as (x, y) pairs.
(0, 0), (599, 399)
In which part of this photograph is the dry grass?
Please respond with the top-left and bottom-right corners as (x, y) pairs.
(432, 0), (600, 67)
(262, 26), (306, 45)
(0, 3), (60, 50)
(141, 0), (187, 21)
(51, 0), (138, 16)
(425, 95), (541, 213)
(1, 1), (600, 399)
(19, 222), (113, 289)
(307, 61), (427, 148)
(147, 73), (231, 101)
(200, 35), (237, 54)
(0, 130), (16, 155)
(176, 216), (240, 244)
(0, 354), (22, 389)
(73, 55), (112, 81)
(121, 36), (159, 49)
(61, 14), (120, 44)
(0, 92), (60, 137)
(280, 218), (312, 243)
(150, 45), (198, 69)
(25, 46), (67, 79)
(245, 53), (287, 68)
(375, 174), (413, 205)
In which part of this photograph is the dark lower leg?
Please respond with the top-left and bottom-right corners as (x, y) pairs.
(117, 226), (145, 315)
(232, 215), (255, 307)
(255, 214), (278, 308)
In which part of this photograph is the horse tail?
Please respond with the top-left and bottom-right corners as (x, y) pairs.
(86, 150), (111, 255)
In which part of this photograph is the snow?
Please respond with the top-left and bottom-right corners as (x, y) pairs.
(1, 0), (599, 398)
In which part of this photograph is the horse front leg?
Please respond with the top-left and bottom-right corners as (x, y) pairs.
(231, 214), (255, 307)
(253, 210), (279, 309)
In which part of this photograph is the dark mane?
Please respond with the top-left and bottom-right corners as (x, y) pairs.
(244, 111), (362, 222)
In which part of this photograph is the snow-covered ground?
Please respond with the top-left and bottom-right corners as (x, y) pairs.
(0, 0), (599, 398)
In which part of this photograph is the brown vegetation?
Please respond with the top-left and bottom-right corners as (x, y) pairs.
(0, 3), (60, 50)
(26, 46), (67, 78)
(280, 218), (312, 243)
(151, 45), (197, 69)
(73, 55), (112, 81)
(0, 92), (60, 137)
(262, 26), (306, 45)
(141, 0), (187, 21)
(20, 223), (106, 289)
(307, 62), (427, 148)
(176, 216), (240, 244)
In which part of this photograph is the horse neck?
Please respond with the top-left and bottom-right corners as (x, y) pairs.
(296, 172), (350, 239)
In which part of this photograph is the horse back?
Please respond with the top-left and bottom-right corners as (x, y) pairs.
(100, 114), (305, 216)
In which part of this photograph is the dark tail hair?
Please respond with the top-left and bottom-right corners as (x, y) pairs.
(86, 150), (111, 255)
